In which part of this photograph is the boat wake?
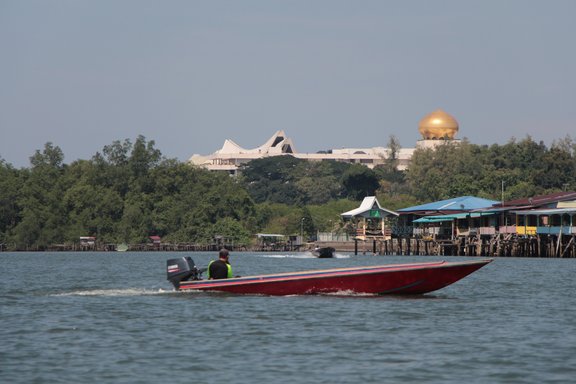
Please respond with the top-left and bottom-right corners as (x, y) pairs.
(259, 253), (316, 259)
(319, 290), (445, 300)
(319, 290), (377, 297)
(52, 288), (169, 297)
(258, 253), (350, 259)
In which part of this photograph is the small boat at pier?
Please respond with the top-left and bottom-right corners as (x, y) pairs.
(166, 257), (492, 296)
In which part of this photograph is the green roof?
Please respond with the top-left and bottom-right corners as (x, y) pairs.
(413, 212), (486, 223)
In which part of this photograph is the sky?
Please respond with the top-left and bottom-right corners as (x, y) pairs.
(1, 0), (575, 168)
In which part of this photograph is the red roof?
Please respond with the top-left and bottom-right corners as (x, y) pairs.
(492, 191), (576, 209)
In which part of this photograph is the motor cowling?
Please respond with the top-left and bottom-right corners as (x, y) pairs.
(166, 257), (202, 289)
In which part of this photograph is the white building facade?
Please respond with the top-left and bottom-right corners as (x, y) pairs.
(188, 110), (461, 175)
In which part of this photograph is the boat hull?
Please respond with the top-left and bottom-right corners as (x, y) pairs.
(312, 247), (335, 258)
(177, 259), (492, 296)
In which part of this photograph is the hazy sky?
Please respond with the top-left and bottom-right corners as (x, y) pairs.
(1, 0), (575, 168)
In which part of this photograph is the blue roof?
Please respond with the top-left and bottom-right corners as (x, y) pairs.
(397, 196), (499, 213)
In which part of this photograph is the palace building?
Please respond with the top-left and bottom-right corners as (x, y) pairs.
(188, 109), (461, 175)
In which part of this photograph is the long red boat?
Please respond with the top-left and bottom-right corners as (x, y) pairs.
(166, 257), (492, 296)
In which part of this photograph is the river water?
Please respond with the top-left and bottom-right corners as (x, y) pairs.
(1, 252), (575, 383)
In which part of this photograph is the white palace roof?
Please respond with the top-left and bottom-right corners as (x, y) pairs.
(188, 109), (461, 174)
(213, 130), (295, 156)
(189, 130), (417, 174)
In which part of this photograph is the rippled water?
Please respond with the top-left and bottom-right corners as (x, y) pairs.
(1, 252), (575, 383)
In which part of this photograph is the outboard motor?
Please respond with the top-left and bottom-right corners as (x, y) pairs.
(166, 257), (204, 289)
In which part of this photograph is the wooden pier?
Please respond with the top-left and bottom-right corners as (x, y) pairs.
(4, 233), (575, 258)
(369, 234), (576, 258)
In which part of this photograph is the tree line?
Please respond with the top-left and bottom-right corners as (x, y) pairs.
(1, 135), (575, 250)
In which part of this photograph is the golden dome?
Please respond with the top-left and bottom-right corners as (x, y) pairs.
(418, 109), (459, 140)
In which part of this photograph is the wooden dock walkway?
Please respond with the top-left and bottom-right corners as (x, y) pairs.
(3, 234), (574, 257)
(332, 233), (576, 258)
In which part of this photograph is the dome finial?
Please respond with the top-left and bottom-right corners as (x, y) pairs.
(418, 109), (459, 140)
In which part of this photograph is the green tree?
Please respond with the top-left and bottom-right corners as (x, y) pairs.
(128, 135), (162, 193)
(308, 199), (358, 232)
(378, 135), (404, 182)
(341, 164), (380, 200)
(211, 217), (252, 245)
(92, 139), (132, 197)
(240, 155), (305, 204)
(294, 160), (347, 204)
(4, 134), (576, 251)
(0, 159), (23, 245)
(12, 143), (67, 249)
(118, 192), (154, 243)
(148, 161), (256, 244)
(63, 183), (123, 243)
(535, 145), (575, 190)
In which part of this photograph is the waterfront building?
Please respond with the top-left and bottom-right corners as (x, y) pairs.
(188, 109), (461, 175)
(341, 196), (399, 241)
(405, 191), (576, 240)
(389, 191), (576, 258)
(396, 196), (499, 238)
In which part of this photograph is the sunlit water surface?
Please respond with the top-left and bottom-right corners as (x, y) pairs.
(1, 252), (575, 383)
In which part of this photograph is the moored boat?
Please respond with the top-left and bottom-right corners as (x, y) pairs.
(166, 257), (492, 296)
